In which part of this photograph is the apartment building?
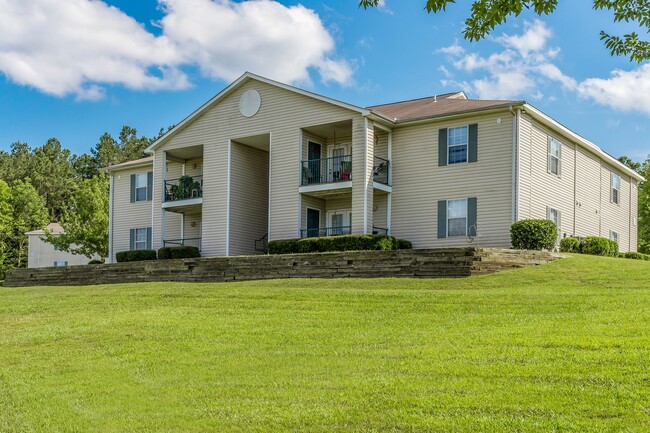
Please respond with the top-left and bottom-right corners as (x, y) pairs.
(106, 72), (643, 262)
(26, 223), (100, 268)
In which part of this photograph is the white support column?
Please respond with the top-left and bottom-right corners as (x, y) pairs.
(387, 192), (392, 235)
(387, 130), (392, 187)
(297, 129), (303, 238)
(108, 174), (114, 263)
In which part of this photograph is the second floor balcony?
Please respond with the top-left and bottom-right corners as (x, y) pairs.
(301, 155), (352, 186)
(164, 175), (203, 203)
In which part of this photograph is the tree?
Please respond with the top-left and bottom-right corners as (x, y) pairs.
(31, 138), (77, 221)
(359, 0), (650, 62)
(46, 174), (110, 260)
(0, 180), (13, 278)
(6, 179), (49, 270)
(618, 154), (649, 253)
(618, 155), (642, 172)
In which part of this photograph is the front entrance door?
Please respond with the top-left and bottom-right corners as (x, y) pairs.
(307, 208), (321, 237)
(307, 141), (321, 184)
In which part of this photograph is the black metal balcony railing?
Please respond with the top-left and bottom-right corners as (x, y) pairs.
(164, 175), (203, 202)
(373, 156), (390, 185)
(163, 237), (201, 251)
(372, 226), (388, 235)
(301, 155), (352, 186)
(300, 226), (352, 238)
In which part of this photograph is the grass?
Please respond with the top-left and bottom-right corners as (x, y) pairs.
(1, 254), (649, 432)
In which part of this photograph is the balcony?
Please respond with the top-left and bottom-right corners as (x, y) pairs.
(301, 155), (352, 186)
(164, 175), (203, 202)
(163, 237), (201, 251)
(300, 226), (352, 238)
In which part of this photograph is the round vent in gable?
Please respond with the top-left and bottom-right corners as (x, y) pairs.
(239, 89), (261, 117)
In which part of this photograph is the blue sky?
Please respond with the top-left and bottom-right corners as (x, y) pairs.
(1, 0), (649, 161)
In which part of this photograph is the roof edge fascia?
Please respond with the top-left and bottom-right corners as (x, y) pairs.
(145, 72), (371, 153)
(524, 104), (645, 182)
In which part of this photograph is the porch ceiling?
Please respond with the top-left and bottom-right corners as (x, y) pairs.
(303, 120), (352, 141)
(166, 145), (203, 161)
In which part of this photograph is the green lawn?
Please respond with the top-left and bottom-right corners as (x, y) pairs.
(1, 255), (649, 432)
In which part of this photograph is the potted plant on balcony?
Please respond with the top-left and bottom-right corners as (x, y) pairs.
(171, 175), (202, 201)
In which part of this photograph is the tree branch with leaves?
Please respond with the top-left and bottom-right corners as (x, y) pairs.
(359, 0), (650, 62)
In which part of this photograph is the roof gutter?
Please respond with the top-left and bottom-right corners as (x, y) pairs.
(385, 102), (526, 127)
(103, 160), (154, 173)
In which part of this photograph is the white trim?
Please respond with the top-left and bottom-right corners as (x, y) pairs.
(372, 181), (391, 193)
(363, 118), (369, 234)
(298, 181), (352, 194)
(160, 153), (166, 248)
(151, 152), (156, 251)
(524, 104), (645, 182)
(180, 213), (185, 240)
(268, 132), (272, 241)
(326, 208), (352, 229)
(611, 172), (621, 205)
(226, 139), (232, 256)
(510, 105), (517, 222)
(145, 72), (370, 153)
(547, 136), (562, 177)
(108, 174), (114, 263)
(161, 197), (203, 209)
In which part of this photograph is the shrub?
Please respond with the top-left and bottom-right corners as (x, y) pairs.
(622, 252), (650, 260)
(268, 235), (402, 254)
(559, 237), (580, 253)
(510, 219), (558, 250)
(580, 236), (618, 257)
(115, 250), (157, 262)
(88, 259), (104, 265)
(158, 246), (201, 260)
(397, 239), (413, 250)
(267, 239), (300, 254)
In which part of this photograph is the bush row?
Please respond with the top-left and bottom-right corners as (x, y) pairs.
(268, 234), (411, 255)
(620, 252), (650, 260)
(115, 246), (200, 262)
(559, 236), (619, 257)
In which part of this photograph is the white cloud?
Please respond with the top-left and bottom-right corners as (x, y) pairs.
(438, 20), (575, 100)
(498, 20), (552, 58)
(0, 0), (352, 100)
(577, 64), (650, 116)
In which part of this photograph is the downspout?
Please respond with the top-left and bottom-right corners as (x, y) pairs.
(509, 105), (519, 222)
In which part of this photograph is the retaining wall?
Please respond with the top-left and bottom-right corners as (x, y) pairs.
(2, 248), (558, 287)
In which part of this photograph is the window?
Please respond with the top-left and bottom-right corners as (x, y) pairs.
(548, 138), (561, 175)
(611, 173), (620, 204)
(135, 173), (148, 202)
(135, 227), (148, 250)
(53, 261), (68, 267)
(447, 199), (467, 237)
(610, 231), (619, 244)
(547, 206), (561, 244)
(448, 126), (468, 164)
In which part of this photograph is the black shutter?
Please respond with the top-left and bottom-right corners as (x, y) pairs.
(146, 227), (152, 250)
(438, 128), (448, 167)
(147, 172), (153, 201)
(467, 197), (477, 236)
(468, 124), (478, 163)
(130, 174), (136, 203)
(129, 229), (135, 250)
(437, 200), (447, 238)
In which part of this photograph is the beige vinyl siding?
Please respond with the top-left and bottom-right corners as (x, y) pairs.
(153, 79), (361, 256)
(229, 142), (269, 255)
(373, 192), (388, 231)
(574, 146), (602, 237)
(600, 163), (631, 251)
(351, 118), (373, 234)
(110, 165), (153, 262)
(28, 235), (99, 268)
(374, 130), (389, 160)
(183, 212), (202, 247)
(517, 116), (575, 239)
(517, 115), (637, 252)
(391, 112), (514, 248)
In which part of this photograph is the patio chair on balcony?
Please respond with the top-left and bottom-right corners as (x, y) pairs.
(340, 160), (351, 181)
